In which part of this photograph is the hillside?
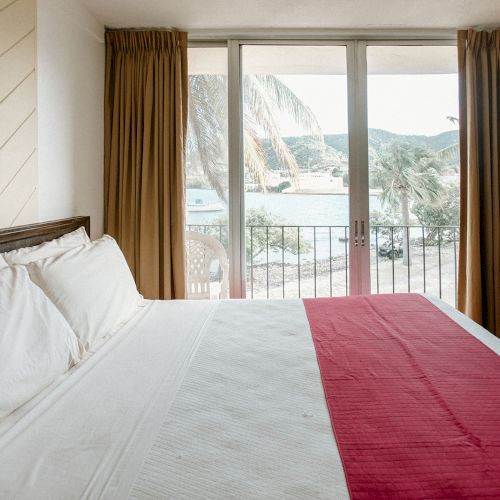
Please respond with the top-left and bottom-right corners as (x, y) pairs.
(262, 129), (459, 171)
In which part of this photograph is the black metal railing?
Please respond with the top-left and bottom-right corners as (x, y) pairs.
(370, 225), (459, 306)
(186, 224), (459, 306)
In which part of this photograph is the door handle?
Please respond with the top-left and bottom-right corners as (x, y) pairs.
(361, 220), (365, 247)
(354, 220), (359, 247)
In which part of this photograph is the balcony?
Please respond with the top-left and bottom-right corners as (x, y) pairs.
(186, 224), (459, 306)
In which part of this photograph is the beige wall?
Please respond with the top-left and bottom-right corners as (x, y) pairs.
(37, 0), (104, 238)
(0, 0), (37, 228)
(0, 0), (104, 235)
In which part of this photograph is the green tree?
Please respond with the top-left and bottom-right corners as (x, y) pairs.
(246, 208), (311, 262)
(210, 207), (311, 262)
(412, 184), (460, 243)
(187, 74), (322, 200)
(370, 208), (404, 246)
(371, 142), (443, 265)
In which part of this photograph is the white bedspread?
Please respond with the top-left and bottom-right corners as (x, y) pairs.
(0, 300), (217, 499)
(0, 295), (498, 499)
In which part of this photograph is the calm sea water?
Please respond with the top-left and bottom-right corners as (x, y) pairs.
(187, 189), (381, 226)
(187, 189), (381, 262)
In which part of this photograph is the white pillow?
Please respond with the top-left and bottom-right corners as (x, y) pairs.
(27, 235), (143, 352)
(0, 254), (7, 270)
(2, 227), (90, 266)
(0, 266), (81, 420)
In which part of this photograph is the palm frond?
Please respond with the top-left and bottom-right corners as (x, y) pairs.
(436, 143), (459, 162)
(372, 141), (444, 209)
(187, 75), (228, 199)
(243, 75), (301, 185)
(188, 73), (325, 194)
(244, 125), (268, 190)
(255, 75), (323, 140)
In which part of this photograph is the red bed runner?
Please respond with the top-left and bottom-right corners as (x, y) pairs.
(303, 294), (500, 499)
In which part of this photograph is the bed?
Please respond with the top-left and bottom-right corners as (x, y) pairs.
(0, 217), (499, 500)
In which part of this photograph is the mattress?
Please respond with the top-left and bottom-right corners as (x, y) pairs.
(0, 295), (498, 499)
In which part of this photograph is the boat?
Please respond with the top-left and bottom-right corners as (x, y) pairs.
(188, 198), (224, 212)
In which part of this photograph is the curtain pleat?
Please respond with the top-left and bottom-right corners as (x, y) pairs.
(104, 30), (187, 299)
(457, 29), (500, 336)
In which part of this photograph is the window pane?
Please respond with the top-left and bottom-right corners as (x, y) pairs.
(242, 45), (350, 299)
(367, 45), (459, 305)
(186, 47), (229, 299)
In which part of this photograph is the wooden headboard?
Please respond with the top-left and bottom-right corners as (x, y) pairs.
(0, 217), (90, 254)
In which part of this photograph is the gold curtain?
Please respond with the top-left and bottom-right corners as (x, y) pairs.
(104, 30), (188, 299)
(457, 29), (500, 336)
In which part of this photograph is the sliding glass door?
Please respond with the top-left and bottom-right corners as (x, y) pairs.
(241, 44), (350, 298)
(186, 38), (459, 305)
(366, 44), (459, 305)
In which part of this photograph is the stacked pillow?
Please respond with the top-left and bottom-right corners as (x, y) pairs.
(27, 235), (143, 351)
(0, 228), (143, 419)
(2, 227), (91, 266)
(0, 266), (81, 419)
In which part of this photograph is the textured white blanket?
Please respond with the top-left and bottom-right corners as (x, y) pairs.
(130, 299), (348, 500)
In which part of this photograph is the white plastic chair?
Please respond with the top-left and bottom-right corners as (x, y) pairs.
(186, 231), (229, 300)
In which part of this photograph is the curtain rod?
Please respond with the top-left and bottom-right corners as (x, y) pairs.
(104, 27), (500, 40)
(104, 27), (458, 40)
(187, 28), (458, 41)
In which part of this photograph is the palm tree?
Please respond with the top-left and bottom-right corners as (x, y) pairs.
(187, 75), (228, 198)
(187, 74), (322, 200)
(371, 142), (443, 265)
(436, 116), (459, 162)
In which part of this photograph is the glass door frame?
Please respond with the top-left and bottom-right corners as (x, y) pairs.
(228, 39), (355, 298)
(189, 34), (457, 299)
(351, 38), (458, 295)
(362, 38), (458, 296)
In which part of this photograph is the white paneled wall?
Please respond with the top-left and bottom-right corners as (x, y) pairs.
(0, 0), (37, 228)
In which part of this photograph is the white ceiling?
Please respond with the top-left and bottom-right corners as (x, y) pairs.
(80, 0), (500, 31)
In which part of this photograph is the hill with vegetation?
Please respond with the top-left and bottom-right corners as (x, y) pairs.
(261, 129), (459, 171)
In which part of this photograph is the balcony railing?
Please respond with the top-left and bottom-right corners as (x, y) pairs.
(186, 224), (459, 306)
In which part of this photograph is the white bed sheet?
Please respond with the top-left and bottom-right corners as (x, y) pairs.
(0, 295), (498, 499)
(0, 300), (218, 499)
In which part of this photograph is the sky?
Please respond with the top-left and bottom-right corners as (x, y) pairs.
(276, 73), (459, 137)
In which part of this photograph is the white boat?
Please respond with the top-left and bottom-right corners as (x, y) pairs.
(188, 198), (224, 212)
